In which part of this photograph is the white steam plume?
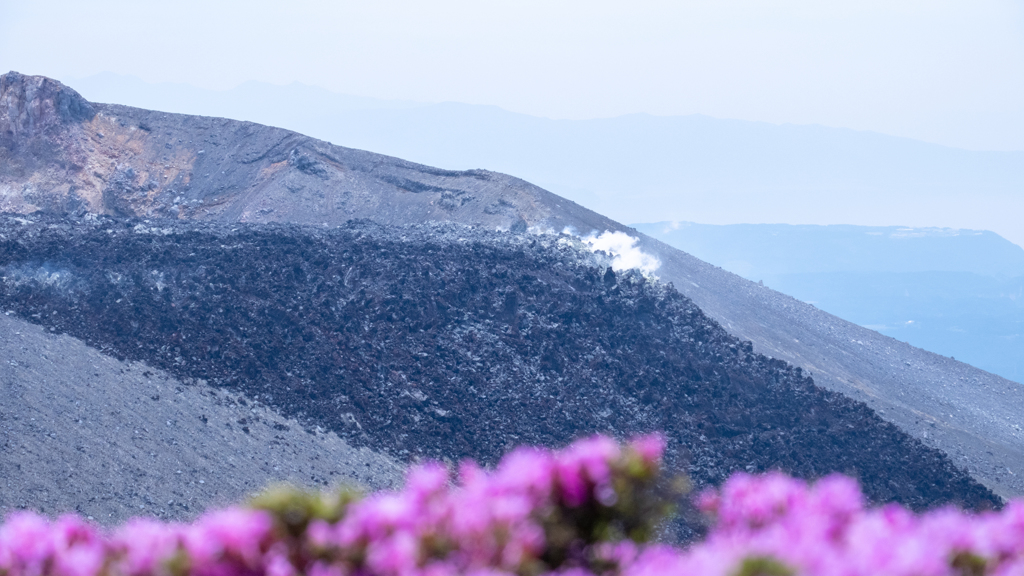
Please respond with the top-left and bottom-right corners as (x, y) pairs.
(582, 231), (661, 276)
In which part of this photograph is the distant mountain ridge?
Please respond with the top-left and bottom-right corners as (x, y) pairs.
(3, 72), (1024, 502)
(633, 223), (1024, 278)
(634, 222), (1024, 384)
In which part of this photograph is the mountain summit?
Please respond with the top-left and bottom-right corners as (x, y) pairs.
(1, 71), (95, 136)
(0, 72), (605, 233)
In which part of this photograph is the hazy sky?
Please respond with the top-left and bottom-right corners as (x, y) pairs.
(1, 1), (1023, 151)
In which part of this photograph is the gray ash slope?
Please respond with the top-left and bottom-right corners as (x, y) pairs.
(0, 309), (402, 525)
(0, 213), (999, 511)
(4, 72), (1024, 499)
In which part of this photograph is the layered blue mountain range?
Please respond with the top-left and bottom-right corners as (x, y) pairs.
(634, 222), (1024, 383)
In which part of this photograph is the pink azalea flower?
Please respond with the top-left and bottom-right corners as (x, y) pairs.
(6, 435), (1024, 576)
(629, 434), (665, 466)
(111, 518), (183, 576)
(0, 512), (54, 575)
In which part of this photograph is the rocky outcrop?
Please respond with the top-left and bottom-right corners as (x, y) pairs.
(0, 72), (99, 214)
(0, 71), (94, 141)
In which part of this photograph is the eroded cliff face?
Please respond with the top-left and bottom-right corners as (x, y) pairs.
(0, 72), (97, 213)
(0, 72), (95, 138)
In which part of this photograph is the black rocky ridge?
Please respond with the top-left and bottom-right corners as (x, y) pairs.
(0, 213), (1000, 512)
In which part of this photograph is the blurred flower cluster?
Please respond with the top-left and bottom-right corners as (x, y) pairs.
(2, 435), (1023, 576)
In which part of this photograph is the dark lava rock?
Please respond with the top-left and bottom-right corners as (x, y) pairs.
(0, 213), (1000, 513)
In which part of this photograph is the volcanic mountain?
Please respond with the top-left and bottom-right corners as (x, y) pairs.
(1, 72), (1022, 502)
(0, 213), (1001, 522)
